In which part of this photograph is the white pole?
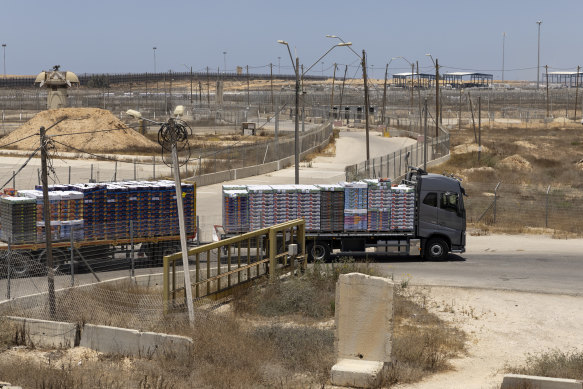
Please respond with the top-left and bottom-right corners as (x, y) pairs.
(172, 143), (195, 325)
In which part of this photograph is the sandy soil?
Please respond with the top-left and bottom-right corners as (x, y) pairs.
(0, 108), (157, 153)
(396, 286), (583, 389)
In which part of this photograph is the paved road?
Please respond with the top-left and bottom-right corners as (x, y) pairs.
(361, 234), (583, 296)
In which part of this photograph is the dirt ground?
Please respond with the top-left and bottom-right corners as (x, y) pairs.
(396, 286), (583, 389)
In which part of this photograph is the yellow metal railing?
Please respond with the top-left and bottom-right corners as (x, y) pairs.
(163, 219), (306, 312)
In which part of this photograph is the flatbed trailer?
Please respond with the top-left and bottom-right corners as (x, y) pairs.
(0, 233), (196, 277)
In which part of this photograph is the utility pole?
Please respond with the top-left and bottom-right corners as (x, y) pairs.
(458, 88), (462, 132)
(502, 32), (506, 83)
(206, 67), (210, 106)
(537, 21), (542, 89)
(362, 49), (371, 161)
(170, 133), (195, 325)
(435, 58), (440, 137)
(270, 63), (274, 113)
(478, 96), (482, 162)
(294, 57), (300, 184)
(40, 126), (56, 319)
(190, 66), (193, 103)
(410, 63), (414, 114)
(575, 65), (580, 120)
(423, 98), (428, 170)
(545, 64), (549, 118)
(339, 65), (348, 124)
(246, 65), (250, 107)
(330, 63), (337, 120)
(381, 63), (388, 126)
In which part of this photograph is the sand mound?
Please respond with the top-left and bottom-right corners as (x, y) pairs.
(497, 154), (532, 171)
(513, 140), (537, 150)
(453, 143), (490, 154)
(462, 167), (496, 181)
(0, 108), (158, 153)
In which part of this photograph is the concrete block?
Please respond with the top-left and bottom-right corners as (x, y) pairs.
(501, 374), (583, 389)
(331, 359), (385, 388)
(335, 273), (394, 362)
(7, 316), (78, 349)
(80, 324), (141, 356)
(139, 331), (193, 358)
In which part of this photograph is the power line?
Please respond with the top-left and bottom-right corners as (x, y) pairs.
(0, 133), (39, 149)
(50, 139), (160, 166)
(0, 146), (41, 190)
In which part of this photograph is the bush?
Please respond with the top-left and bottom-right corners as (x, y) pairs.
(506, 349), (583, 380)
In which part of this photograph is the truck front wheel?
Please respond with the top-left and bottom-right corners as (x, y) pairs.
(424, 238), (449, 261)
(307, 242), (330, 262)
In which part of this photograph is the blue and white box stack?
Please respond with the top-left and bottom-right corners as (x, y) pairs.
(317, 184), (345, 232)
(271, 185), (299, 225)
(248, 185), (275, 230)
(297, 185), (321, 231)
(341, 181), (368, 231)
(390, 184), (415, 231)
(365, 179), (392, 231)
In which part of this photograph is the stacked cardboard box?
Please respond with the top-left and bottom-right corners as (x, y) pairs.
(0, 197), (36, 244)
(365, 179), (392, 231)
(248, 185), (275, 230)
(341, 181), (368, 231)
(317, 184), (344, 232)
(271, 185), (299, 224)
(390, 185), (415, 231)
(222, 189), (249, 233)
(297, 185), (321, 231)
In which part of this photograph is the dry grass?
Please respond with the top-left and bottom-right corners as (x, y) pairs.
(433, 124), (583, 235)
(506, 349), (583, 380)
(0, 259), (466, 388)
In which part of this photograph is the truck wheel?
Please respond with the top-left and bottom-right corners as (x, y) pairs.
(2, 251), (36, 278)
(308, 242), (330, 262)
(424, 238), (448, 261)
(38, 249), (68, 273)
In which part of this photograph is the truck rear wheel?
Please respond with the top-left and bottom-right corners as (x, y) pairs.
(424, 238), (448, 261)
(308, 242), (330, 262)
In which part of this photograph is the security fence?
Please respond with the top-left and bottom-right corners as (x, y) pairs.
(465, 182), (583, 234)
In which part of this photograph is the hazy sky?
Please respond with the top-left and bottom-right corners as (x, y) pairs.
(1, 0), (581, 81)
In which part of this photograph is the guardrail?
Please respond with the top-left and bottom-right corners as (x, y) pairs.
(162, 219), (306, 312)
(345, 132), (450, 181)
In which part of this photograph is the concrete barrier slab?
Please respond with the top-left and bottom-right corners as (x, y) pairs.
(502, 374), (583, 389)
(7, 316), (77, 349)
(331, 358), (384, 388)
(139, 331), (193, 358)
(80, 324), (141, 356)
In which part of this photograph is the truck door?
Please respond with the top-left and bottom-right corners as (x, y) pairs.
(437, 192), (464, 245)
(418, 191), (439, 236)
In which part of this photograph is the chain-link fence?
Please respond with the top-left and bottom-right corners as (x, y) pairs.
(465, 182), (583, 234)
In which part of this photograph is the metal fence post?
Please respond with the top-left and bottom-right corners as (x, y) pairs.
(133, 159), (137, 180)
(393, 152), (396, 178)
(70, 226), (75, 287)
(493, 182), (501, 224)
(545, 185), (551, 228)
(130, 220), (135, 278)
(152, 156), (156, 179)
(6, 239), (11, 300)
(12, 170), (15, 189)
(269, 227), (276, 283)
(68, 166), (71, 184)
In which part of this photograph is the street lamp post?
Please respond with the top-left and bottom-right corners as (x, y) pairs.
(502, 32), (506, 83)
(2, 44), (6, 78)
(223, 51), (227, 73)
(381, 57), (397, 126)
(327, 35), (372, 161)
(278, 39), (351, 183)
(397, 57), (414, 114)
(537, 20), (542, 89)
(153, 46), (157, 73)
(426, 54), (440, 137)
